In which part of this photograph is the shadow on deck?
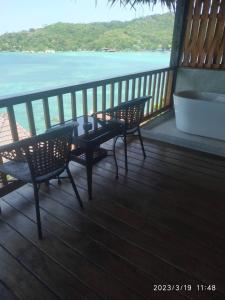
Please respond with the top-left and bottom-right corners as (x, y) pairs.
(0, 138), (225, 300)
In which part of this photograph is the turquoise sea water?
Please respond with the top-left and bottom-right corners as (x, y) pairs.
(0, 51), (170, 132)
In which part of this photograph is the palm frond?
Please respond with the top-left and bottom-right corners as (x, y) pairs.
(108, 0), (176, 10)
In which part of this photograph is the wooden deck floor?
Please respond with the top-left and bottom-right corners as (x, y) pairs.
(0, 138), (225, 300)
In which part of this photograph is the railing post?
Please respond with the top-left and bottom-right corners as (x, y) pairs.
(102, 85), (106, 111)
(137, 77), (142, 97)
(7, 106), (19, 142)
(159, 71), (166, 109)
(26, 100), (36, 136)
(151, 74), (157, 113)
(143, 76), (147, 96)
(169, 0), (189, 107)
(110, 83), (114, 108)
(42, 97), (51, 129)
(82, 89), (88, 116)
(93, 87), (97, 113)
(155, 73), (161, 111)
(118, 82), (122, 105)
(146, 75), (152, 115)
(125, 80), (129, 102)
(57, 94), (64, 123)
(131, 78), (136, 99)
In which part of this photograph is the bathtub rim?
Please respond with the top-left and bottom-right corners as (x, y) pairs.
(174, 90), (225, 104)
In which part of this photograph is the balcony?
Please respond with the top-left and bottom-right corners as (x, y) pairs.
(0, 63), (225, 299)
(1, 136), (225, 299)
(1, 0), (225, 297)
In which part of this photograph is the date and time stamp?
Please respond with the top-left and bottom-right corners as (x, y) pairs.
(153, 284), (216, 292)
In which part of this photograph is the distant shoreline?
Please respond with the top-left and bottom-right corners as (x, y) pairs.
(0, 49), (171, 54)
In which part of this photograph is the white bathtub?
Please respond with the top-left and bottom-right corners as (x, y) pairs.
(174, 90), (225, 141)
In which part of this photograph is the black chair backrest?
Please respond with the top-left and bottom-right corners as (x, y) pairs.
(106, 96), (150, 130)
(23, 125), (73, 179)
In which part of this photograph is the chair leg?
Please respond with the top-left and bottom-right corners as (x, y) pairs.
(113, 136), (119, 179)
(33, 183), (43, 239)
(66, 167), (83, 208)
(57, 176), (62, 185)
(123, 134), (128, 172)
(137, 126), (146, 158)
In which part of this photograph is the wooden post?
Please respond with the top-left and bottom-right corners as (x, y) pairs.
(26, 101), (36, 136)
(170, 0), (189, 68)
(43, 97), (51, 129)
(169, 0), (190, 107)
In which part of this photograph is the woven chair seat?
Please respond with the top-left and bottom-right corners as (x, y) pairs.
(0, 160), (65, 183)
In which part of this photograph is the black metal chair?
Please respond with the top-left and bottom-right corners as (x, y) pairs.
(0, 124), (83, 239)
(94, 96), (150, 176)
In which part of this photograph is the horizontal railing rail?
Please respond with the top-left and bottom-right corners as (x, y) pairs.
(0, 67), (174, 106)
(0, 66), (175, 194)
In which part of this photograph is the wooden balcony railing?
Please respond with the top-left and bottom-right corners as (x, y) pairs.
(0, 67), (174, 194)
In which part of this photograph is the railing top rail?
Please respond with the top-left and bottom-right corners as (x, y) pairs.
(0, 67), (175, 108)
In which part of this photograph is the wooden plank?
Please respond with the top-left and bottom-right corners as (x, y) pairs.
(178, 0), (225, 69)
(110, 83), (114, 108)
(137, 77), (142, 98)
(181, 0), (195, 66)
(164, 70), (174, 106)
(197, 0), (211, 67)
(0, 280), (18, 300)
(7, 106), (19, 142)
(131, 78), (136, 99)
(218, 30), (225, 68)
(42, 97), (51, 129)
(150, 74), (157, 113)
(13, 184), (222, 299)
(188, 0), (203, 67)
(125, 80), (129, 102)
(146, 75), (152, 115)
(0, 244), (58, 300)
(170, 0), (189, 67)
(82, 89), (88, 116)
(87, 148), (224, 231)
(1, 196), (152, 300)
(57, 94), (64, 123)
(102, 85), (106, 112)
(117, 82), (122, 105)
(155, 73), (162, 110)
(46, 164), (225, 298)
(92, 87), (97, 114)
(155, 73), (161, 111)
(142, 75), (147, 96)
(210, 1), (225, 67)
(159, 71), (166, 109)
(25, 101), (36, 136)
(70, 92), (77, 119)
(205, 0), (221, 68)
(0, 181), (24, 198)
(0, 214), (101, 300)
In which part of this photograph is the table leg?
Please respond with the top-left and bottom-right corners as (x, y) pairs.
(85, 150), (94, 200)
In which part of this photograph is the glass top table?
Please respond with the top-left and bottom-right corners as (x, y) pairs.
(70, 115), (122, 199)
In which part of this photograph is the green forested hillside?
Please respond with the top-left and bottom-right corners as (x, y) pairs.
(0, 13), (174, 52)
